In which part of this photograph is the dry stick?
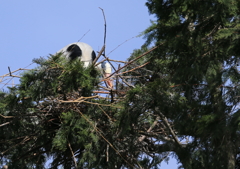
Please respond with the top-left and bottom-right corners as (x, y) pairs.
(97, 104), (115, 122)
(99, 7), (107, 49)
(95, 58), (108, 67)
(106, 144), (109, 162)
(1, 136), (30, 155)
(98, 7), (116, 96)
(0, 122), (11, 127)
(1, 68), (31, 89)
(158, 111), (182, 147)
(93, 45), (105, 65)
(8, 67), (12, 76)
(116, 64), (120, 96)
(0, 62), (33, 89)
(75, 95), (99, 101)
(0, 114), (15, 118)
(74, 105), (136, 168)
(138, 116), (160, 142)
(118, 75), (148, 78)
(68, 142), (78, 168)
(0, 68), (30, 78)
(102, 45), (160, 83)
(59, 98), (122, 108)
(99, 8), (134, 89)
(98, 85), (112, 91)
(108, 59), (127, 64)
(93, 91), (110, 94)
(0, 136), (28, 144)
(102, 55), (135, 88)
(58, 95), (99, 103)
(115, 61), (150, 76)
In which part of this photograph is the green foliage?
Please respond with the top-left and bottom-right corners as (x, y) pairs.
(18, 54), (99, 101)
(108, 0), (240, 168)
(1, 1), (240, 168)
(0, 53), (121, 168)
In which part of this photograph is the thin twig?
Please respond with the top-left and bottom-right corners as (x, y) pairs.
(93, 45), (105, 65)
(108, 59), (127, 63)
(0, 122), (11, 127)
(106, 144), (109, 162)
(98, 105), (115, 122)
(115, 61), (150, 76)
(1, 136), (30, 155)
(105, 45), (160, 80)
(68, 141), (78, 168)
(0, 114), (15, 118)
(158, 111), (182, 147)
(138, 116), (160, 142)
(8, 67), (12, 76)
(74, 105), (136, 168)
(99, 7), (107, 51)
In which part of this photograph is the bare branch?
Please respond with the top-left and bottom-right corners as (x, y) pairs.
(0, 122), (11, 127)
(158, 111), (182, 147)
(68, 141), (78, 168)
(93, 45), (105, 65)
(138, 116), (160, 142)
(99, 7), (107, 49)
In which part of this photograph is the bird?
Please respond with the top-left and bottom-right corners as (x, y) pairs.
(2, 165), (8, 169)
(56, 42), (113, 88)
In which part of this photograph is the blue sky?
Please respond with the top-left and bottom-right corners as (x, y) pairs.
(0, 1), (179, 168)
(0, 1), (153, 77)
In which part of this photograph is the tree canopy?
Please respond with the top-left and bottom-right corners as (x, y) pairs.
(1, 0), (240, 168)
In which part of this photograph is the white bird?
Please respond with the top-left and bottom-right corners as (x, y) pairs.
(57, 42), (113, 88)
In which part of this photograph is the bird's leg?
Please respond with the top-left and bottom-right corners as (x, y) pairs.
(104, 73), (113, 89)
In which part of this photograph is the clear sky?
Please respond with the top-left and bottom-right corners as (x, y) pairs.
(0, 1), (179, 168)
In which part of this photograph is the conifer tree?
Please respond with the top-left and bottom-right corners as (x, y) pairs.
(1, 0), (240, 168)
(0, 54), (128, 168)
(119, 0), (240, 168)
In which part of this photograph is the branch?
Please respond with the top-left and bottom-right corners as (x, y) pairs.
(138, 116), (160, 142)
(8, 67), (12, 76)
(115, 61), (150, 76)
(74, 105), (135, 168)
(93, 45), (105, 65)
(68, 141), (78, 168)
(99, 7), (107, 49)
(158, 111), (182, 147)
(0, 114), (15, 119)
(1, 136), (31, 155)
(104, 45), (160, 81)
(0, 122), (11, 127)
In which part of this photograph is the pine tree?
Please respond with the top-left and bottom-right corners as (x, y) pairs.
(119, 0), (240, 168)
(1, 1), (240, 168)
(0, 54), (129, 168)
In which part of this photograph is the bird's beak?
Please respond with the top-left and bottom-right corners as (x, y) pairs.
(104, 73), (113, 89)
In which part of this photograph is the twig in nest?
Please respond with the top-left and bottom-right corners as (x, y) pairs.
(138, 116), (160, 142)
(75, 105), (135, 168)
